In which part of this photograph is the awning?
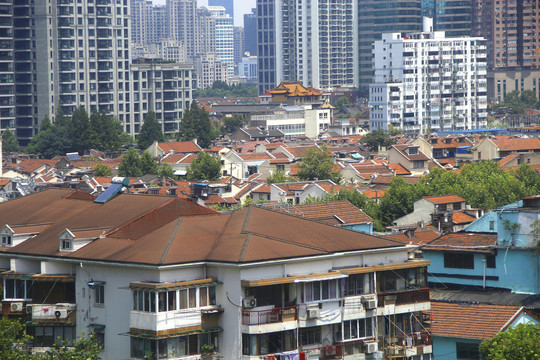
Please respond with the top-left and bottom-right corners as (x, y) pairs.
(294, 273), (348, 283)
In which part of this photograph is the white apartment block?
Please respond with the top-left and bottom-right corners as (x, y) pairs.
(205, 6), (234, 79)
(129, 61), (195, 135)
(369, 18), (488, 133)
(251, 105), (332, 139)
(195, 53), (228, 90)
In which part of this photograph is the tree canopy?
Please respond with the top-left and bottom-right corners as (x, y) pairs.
(480, 323), (540, 360)
(2, 128), (20, 153)
(222, 114), (245, 134)
(186, 151), (222, 181)
(194, 81), (258, 98)
(492, 90), (540, 114)
(177, 101), (219, 149)
(267, 169), (295, 184)
(27, 108), (129, 158)
(297, 145), (342, 183)
(137, 111), (165, 150)
(362, 129), (395, 150)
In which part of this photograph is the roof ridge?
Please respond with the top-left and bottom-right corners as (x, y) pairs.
(159, 217), (183, 264)
(238, 233), (251, 262)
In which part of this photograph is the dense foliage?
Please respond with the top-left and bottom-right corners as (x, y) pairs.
(177, 101), (219, 149)
(2, 128), (20, 153)
(267, 169), (295, 184)
(480, 323), (540, 360)
(362, 129), (395, 150)
(492, 90), (540, 114)
(27, 109), (129, 158)
(297, 145), (342, 183)
(194, 81), (258, 98)
(137, 111), (165, 150)
(117, 149), (159, 177)
(221, 114), (245, 134)
(186, 151), (222, 181)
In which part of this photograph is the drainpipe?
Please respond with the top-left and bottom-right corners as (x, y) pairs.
(482, 256), (487, 289)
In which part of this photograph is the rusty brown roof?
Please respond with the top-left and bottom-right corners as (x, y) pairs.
(293, 200), (373, 225)
(423, 232), (497, 253)
(431, 302), (521, 340)
(0, 189), (403, 265)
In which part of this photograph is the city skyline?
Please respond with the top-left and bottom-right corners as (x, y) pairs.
(153, 0), (254, 26)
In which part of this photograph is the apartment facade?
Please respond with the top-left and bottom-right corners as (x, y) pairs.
(131, 0), (167, 46)
(0, 0), (14, 132)
(129, 61), (195, 135)
(369, 19), (488, 133)
(206, 6), (234, 79)
(0, 188), (432, 360)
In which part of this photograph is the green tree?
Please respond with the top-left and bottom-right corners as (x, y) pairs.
(222, 114), (244, 134)
(118, 148), (143, 177)
(94, 163), (112, 177)
(334, 96), (350, 111)
(297, 145), (342, 183)
(388, 124), (403, 136)
(140, 151), (158, 175)
(2, 128), (19, 153)
(159, 163), (175, 178)
(194, 81), (258, 97)
(186, 151), (222, 181)
(88, 111), (126, 151)
(26, 125), (72, 159)
(479, 323), (540, 360)
(513, 164), (540, 195)
(267, 169), (294, 184)
(0, 317), (33, 359)
(46, 332), (102, 360)
(377, 177), (422, 226)
(137, 111), (165, 150)
(178, 101), (216, 148)
(69, 107), (91, 154)
(362, 129), (395, 150)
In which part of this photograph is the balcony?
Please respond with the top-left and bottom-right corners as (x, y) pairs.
(130, 307), (221, 336)
(242, 306), (296, 326)
(377, 288), (430, 313)
(28, 303), (77, 324)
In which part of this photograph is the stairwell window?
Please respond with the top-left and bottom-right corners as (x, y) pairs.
(95, 285), (104, 305)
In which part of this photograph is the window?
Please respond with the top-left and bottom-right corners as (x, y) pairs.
(4, 279), (32, 300)
(413, 160), (424, 169)
(444, 253), (474, 269)
(456, 342), (479, 360)
(486, 254), (496, 268)
(342, 318), (374, 340)
(300, 327), (320, 346)
(61, 239), (72, 250)
(30, 326), (75, 347)
(489, 221), (495, 231)
(95, 285), (104, 305)
(136, 286), (216, 313)
(303, 279), (338, 302)
(1, 235), (11, 246)
(344, 273), (373, 296)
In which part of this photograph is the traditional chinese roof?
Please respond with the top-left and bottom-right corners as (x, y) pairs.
(265, 81), (322, 97)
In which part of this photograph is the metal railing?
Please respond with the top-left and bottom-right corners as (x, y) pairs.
(241, 306), (296, 326)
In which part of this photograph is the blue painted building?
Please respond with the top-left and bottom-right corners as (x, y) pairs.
(422, 196), (540, 294)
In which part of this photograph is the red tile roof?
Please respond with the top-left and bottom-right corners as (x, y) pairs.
(492, 138), (540, 152)
(158, 141), (202, 154)
(391, 145), (430, 161)
(431, 302), (521, 339)
(424, 195), (465, 205)
(239, 153), (273, 161)
(430, 137), (472, 149)
(452, 211), (477, 225)
(423, 233), (498, 253)
(294, 200), (373, 225)
(387, 163), (412, 176)
(384, 229), (439, 246)
(498, 154), (519, 167)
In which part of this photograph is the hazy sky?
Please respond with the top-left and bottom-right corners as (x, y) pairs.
(153, 0), (256, 27)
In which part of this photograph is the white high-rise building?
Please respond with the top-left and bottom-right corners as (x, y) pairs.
(167, 0), (197, 57)
(369, 18), (488, 133)
(256, 0), (358, 94)
(205, 6), (234, 79)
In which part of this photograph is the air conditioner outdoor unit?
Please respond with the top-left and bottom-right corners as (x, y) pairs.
(54, 309), (68, 319)
(242, 296), (257, 309)
(307, 307), (320, 319)
(10, 302), (23, 312)
(365, 299), (377, 309)
(365, 342), (378, 354)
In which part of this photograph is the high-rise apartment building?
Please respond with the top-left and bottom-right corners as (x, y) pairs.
(208, 0), (234, 21)
(433, 0), (472, 37)
(358, 0), (423, 96)
(257, 0), (357, 95)
(243, 8), (257, 56)
(131, 0), (167, 46)
(233, 26), (245, 73)
(194, 7), (216, 57)
(369, 19), (488, 133)
(471, 0), (540, 102)
(0, 1), (15, 132)
(206, 6), (234, 78)
(167, 0), (197, 57)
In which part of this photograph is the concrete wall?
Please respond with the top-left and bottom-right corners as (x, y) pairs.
(432, 336), (479, 360)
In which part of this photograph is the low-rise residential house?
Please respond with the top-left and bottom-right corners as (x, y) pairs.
(498, 152), (540, 168)
(431, 302), (540, 360)
(221, 150), (275, 179)
(269, 180), (337, 204)
(257, 158), (296, 180)
(388, 144), (430, 175)
(146, 140), (202, 158)
(160, 153), (197, 177)
(394, 195), (468, 228)
(0, 188), (432, 360)
(340, 162), (393, 183)
(473, 137), (540, 161)
(412, 136), (473, 160)
(328, 117), (367, 137)
(293, 200), (374, 234)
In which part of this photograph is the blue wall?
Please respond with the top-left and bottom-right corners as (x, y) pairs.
(424, 248), (540, 294)
(432, 336), (479, 360)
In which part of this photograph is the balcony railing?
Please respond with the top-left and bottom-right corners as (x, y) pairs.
(241, 306), (296, 326)
(378, 288), (430, 306)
